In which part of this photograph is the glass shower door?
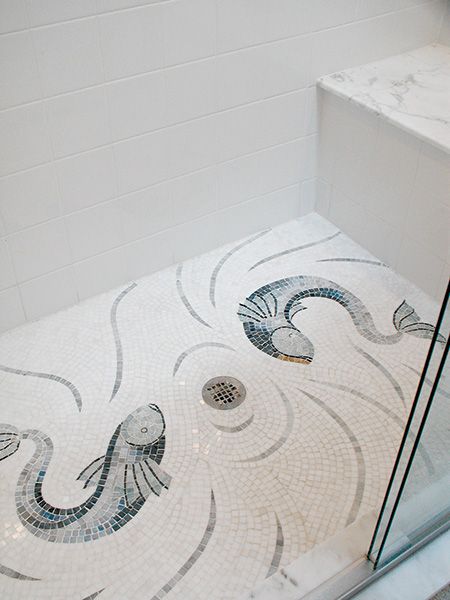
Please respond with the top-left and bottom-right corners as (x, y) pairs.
(368, 281), (450, 568)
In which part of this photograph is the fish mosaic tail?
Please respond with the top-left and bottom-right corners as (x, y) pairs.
(0, 425), (21, 461)
(393, 301), (446, 344)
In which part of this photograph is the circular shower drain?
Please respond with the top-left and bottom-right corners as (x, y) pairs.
(202, 376), (246, 410)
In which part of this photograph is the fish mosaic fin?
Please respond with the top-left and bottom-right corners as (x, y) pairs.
(393, 301), (446, 344)
(0, 425), (21, 461)
(77, 455), (105, 489)
(238, 298), (269, 323)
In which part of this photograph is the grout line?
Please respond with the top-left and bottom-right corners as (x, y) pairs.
(0, 0), (441, 113)
(0, 0), (437, 38)
(5, 182), (302, 290)
(0, 134), (316, 237)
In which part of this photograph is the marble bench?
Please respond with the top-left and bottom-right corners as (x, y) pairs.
(316, 44), (450, 302)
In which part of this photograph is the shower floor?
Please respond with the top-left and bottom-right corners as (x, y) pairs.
(0, 213), (441, 600)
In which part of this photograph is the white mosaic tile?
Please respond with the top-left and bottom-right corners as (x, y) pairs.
(0, 213), (446, 600)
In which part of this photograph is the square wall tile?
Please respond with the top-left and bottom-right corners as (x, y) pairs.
(0, 164), (60, 234)
(163, 0), (216, 66)
(0, 0), (27, 34)
(217, 36), (311, 110)
(0, 287), (26, 333)
(99, 4), (164, 80)
(46, 87), (110, 158)
(216, 0), (309, 53)
(165, 59), (216, 125)
(397, 235), (446, 299)
(107, 71), (166, 141)
(217, 90), (308, 163)
(26, 0), (98, 27)
(33, 18), (103, 96)
(114, 129), (170, 194)
(65, 198), (124, 262)
(20, 266), (78, 321)
(0, 238), (15, 291)
(57, 147), (117, 214)
(170, 167), (218, 225)
(126, 229), (174, 281)
(217, 139), (306, 209)
(172, 211), (222, 263)
(299, 178), (317, 215)
(8, 218), (72, 283)
(119, 183), (173, 244)
(0, 103), (52, 177)
(166, 115), (217, 178)
(74, 246), (130, 300)
(0, 32), (41, 110)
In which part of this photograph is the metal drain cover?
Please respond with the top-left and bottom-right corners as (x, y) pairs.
(202, 376), (246, 410)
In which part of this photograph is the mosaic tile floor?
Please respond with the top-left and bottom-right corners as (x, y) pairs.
(0, 214), (444, 600)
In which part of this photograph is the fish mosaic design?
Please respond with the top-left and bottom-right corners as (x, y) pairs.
(0, 404), (171, 543)
(238, 275), (445, 364)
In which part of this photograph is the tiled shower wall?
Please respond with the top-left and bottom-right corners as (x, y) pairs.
(0, 0), (447, 332)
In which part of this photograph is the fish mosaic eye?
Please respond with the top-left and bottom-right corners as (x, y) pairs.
(121, 404), (165, 447)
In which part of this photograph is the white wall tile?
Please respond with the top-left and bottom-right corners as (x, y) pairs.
(217, 37), (311, 111)
(0, 0), (445, 332)
(315, 178), (331, 217)
(172, 211), (222, 263)
(33, 18), (103, 96)
(0, 0), (27, 34)
(0, 287), (25, 333)
(0, 32), (41, 110)
(217, 139), (308, 209)
(165, 59), (216, 125)
(0, 238), (15, 290)
(99, 5), (164, 80)
(26, 0), (97, 27)
(125, 229), (174, 280)
(0, 103), (52, 177)
(311, 2), (444, 80)
(8, 219), (72, 282)
(118, 183), (173, 243)
(74, 246), (130, 300)
(396, 235), (446, 299)
(364, 121), (421, 228)
(107, 71), (166, 141)
(299, 178), (317, 215)
(216, 0), (309, 53)
(216, 185), (301, 242)
(167, 116), (217, 178)
(20, 266), (78, 321)
(170, 168), (217, 225)
(217, 91), (308, 163)
(309, 0), (359, 31)
(163, 0), (216, 66)
(405, 193), (450, 262)
(46, 87), (110, 158)
(0, 164), (60, 233)
(114, 129), (170, 194)
(65, 199), (124, 262)
(57, 147), (116, 213)
(415, 143), (450, 208)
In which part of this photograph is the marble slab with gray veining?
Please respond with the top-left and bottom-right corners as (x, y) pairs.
(318, 44), (450, 154)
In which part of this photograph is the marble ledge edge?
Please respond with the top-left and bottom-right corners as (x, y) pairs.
(316, 78), (450, 156)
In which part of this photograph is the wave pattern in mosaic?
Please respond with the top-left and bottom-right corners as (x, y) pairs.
(0, 214), (446, 600)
